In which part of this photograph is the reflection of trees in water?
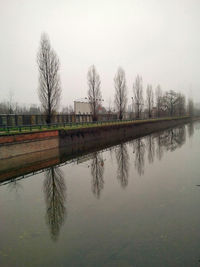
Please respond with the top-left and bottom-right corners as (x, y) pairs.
(187, 122), (194, 137)
(156, 133), (164, 160)
(156, 126), (186, 156)
(91, 152), (104, 198)
(194, 121), (200, 131)
(43, 167), (66, 241)
(115, 143), (129, 187)
(146, 135), (155, 164)
(160, 126), (186, 151)
(133, 138), (145, 176)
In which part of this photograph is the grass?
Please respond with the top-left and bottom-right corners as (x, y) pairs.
(0, 116), (190, 136)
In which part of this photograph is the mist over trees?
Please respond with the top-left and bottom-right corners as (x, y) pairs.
(0, 31), (198, 121)
(37, 33), (61, 124)
(114, 67), (128, 120)
(0, 101), (41, 115)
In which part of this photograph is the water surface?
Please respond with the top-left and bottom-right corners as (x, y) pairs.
(1, 122), (200, 266)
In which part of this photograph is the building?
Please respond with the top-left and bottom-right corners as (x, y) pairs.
(74, 101), (91, 115)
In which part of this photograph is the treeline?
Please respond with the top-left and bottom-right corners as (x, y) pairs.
(36, 33), (195, 123)
(0, 100), (74, 115)
(86, 65), (195, 121)
(0, 101), (41, 115)
(0, 33), (196, 122)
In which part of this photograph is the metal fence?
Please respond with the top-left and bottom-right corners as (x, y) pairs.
(0, 118), (136, 134)
(0, 113), (118, 128)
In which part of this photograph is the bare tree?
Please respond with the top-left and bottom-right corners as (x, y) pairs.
(155, 85), (162, 117)
(164, 90), (179, 116)
(114, 67), (127, 120)
(87, 65), (101, 121)
(133, 75), (144, 119)
(37, 33), (61, 124)
(8, 89), (14, 114)
(146, 84), (154, 118)
(188, 98), (194, 117)
(61, 104), (74, 115)
(176, 93), (186, 116)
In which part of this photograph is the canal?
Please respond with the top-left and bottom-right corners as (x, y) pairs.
(0, 121), (200, 266)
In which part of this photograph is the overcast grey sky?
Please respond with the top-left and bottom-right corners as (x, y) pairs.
(0, 0), (200, 108)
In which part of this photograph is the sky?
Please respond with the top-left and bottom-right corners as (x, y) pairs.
(0, 0), (200, 109)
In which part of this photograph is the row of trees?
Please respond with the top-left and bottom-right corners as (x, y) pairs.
(0, 101), (41, 115)
(87, 65), (194, 121)
(37, 33), (195, 123)
(0, 33), (195, 122)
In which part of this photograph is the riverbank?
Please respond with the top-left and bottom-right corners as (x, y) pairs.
(0, 117), (196, 159)
(0, 118), (198, 183)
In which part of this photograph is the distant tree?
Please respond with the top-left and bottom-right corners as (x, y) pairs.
(164, 90), (179, 116)
(0, 101), (7, 114)
(155, 85), (162, 117)
(8, 89), (14, 114)
(68, 105), (74, 114)
(61, 106), (69, 114)
(114, 67), (127, 120)
(0, 90), (16, 114)
(37, 33), (61, 124)
(87, 65), (101, 121)
(133, 75), (144, 119)
(107, 97), (112, 112)
(188, 98), (194, 117)
(61, 105), (74, 115)
(29, 104), (41, 115)
(146, 84), (154, 118)
(176, 93), (186, 116)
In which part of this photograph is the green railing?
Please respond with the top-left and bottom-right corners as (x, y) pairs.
(0, 116), (190, 135)
(0, 119), (143, 134)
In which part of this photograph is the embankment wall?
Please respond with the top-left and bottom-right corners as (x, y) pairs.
(0, 117), (193, 159)
(59, 117), (192, 148)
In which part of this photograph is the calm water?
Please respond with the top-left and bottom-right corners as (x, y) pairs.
(1, 122), (200, 266)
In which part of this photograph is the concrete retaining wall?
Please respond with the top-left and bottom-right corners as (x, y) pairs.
(0, 117), (193, 160)
(0, 137), (59, 159)
(59, 118), (192, 148)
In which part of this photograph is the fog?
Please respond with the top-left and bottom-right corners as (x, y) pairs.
(0, 0), (200, 108)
